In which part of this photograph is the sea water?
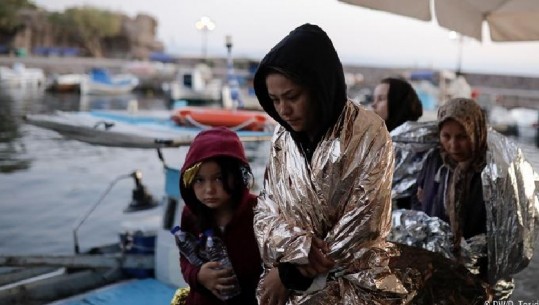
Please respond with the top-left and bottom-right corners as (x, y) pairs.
(0, 88), (266, 255)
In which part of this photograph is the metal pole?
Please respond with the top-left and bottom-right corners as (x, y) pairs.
(202, 29), (208, 60)
(456, 34), (463, 74)
(73, 173), (132, 254)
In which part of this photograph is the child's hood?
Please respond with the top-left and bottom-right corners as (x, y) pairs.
(181, 127), (249, 173)
(179, 127), (251, 214)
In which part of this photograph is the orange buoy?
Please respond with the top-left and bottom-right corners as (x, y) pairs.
(171, 107), (270, 131)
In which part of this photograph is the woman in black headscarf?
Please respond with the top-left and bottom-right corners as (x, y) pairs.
(253, 23), (411, 305)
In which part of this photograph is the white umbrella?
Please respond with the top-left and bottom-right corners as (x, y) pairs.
(338, 0), (539, 42)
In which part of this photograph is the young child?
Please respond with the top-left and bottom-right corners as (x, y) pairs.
(178, 127), (262, 305)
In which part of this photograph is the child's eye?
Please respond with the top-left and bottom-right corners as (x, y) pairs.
(214, 176), (223, 182)
(193, 177), (204, 184)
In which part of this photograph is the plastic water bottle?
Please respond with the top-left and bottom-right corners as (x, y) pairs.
(170, 226), (205, 267)
(205, 230), (241, 299)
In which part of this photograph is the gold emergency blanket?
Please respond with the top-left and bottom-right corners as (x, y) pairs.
(254, 101), (412, 304)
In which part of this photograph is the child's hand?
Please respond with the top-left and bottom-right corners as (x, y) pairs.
(197, 261), (237, 298)
(260, 267), (288, 305)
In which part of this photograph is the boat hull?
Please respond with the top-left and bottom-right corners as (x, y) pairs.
(24, 110), (273, 148)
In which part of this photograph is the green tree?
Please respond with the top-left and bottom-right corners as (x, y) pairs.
(50, 6), (121, 57)
(0, 0), (36, 35)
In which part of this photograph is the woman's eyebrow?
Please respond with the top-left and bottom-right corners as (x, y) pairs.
(269, 89), (295, 97)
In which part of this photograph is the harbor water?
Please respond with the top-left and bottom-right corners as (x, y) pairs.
(0, 86), (538, 301)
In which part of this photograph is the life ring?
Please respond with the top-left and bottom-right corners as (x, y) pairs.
(171, 107), (269, 131)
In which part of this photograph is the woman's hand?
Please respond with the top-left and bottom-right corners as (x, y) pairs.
(197, 261), (237, 298)
(260, 267), (288, 305)
(296, 237), (335, 278)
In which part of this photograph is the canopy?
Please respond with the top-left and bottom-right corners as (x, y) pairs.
(339, 0), (539, 42)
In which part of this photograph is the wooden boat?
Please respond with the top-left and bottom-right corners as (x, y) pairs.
(171, 107), (271, 131)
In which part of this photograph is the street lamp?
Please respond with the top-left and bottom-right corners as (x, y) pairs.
(195, 16), (216, 61)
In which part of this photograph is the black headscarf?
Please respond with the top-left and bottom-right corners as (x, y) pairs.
(381, 77), (423, 131)
(253, 24), (347, 149)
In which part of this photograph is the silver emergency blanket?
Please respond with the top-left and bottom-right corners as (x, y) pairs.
(483, 130), (539, 283)
(390, 121), (438, 199)
(254, 101), (413, 304)
(391, 122), (539, 285)
(389, 209), (485, 275)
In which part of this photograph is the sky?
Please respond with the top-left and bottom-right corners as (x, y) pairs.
(34, 0), (539, 77)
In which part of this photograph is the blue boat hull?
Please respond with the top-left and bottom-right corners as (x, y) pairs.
(48, 278), (177, 305)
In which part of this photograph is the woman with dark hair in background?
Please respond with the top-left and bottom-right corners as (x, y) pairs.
(372, 77), (424, 209)
(372, 77), (423, 132)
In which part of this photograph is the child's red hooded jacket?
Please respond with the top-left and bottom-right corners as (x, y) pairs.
(178, 127), (262, 305)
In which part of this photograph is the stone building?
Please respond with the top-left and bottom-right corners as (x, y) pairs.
(1, 9), (163, 59)
(102, 14), (164, 59)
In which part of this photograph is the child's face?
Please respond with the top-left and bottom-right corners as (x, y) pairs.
(192, 160), (232, 211)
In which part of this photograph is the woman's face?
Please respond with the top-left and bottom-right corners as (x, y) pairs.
(266, 73), (317, 137)
(439, 119), (473, 163)
(372, 83), (389, 121)
(192, 160), (232, 212)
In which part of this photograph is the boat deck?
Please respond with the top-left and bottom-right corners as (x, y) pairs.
(46, 278), (176, 305)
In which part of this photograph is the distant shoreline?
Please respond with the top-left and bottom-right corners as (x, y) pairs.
(3, 55), (539, 110)
(0, 56), (130, 74)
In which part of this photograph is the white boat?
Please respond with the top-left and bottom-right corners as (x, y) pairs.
(80, 68), (139, 95)
(0, 63), (45, 88)
(24, 109), (273, 149)
(163, 64), (222, 104)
